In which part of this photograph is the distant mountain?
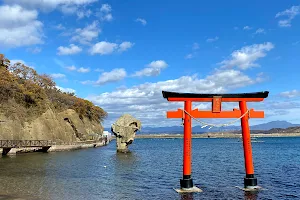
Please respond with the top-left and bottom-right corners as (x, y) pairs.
(250, 120), (300, 130)
(136, 120), (300, 134)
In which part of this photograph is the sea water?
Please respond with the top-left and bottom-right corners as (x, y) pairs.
(0, 137), (299, 200)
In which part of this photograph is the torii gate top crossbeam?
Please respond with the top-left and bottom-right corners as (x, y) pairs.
(162, 91), (269, 102)
(162, 91), (269, 119)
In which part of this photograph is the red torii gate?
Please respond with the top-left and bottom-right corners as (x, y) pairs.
(162, 90), (269, 192)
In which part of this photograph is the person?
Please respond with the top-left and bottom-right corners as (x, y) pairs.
(104, 136), (108, 145)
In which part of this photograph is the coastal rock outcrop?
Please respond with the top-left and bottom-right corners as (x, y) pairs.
(111, 114), (141, 153)
(0, 109), (103, 143)
(0, 53), (107, 143)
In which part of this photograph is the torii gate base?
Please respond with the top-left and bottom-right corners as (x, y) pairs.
(162, 91), (269, 193)
(174, 186), (202, 193)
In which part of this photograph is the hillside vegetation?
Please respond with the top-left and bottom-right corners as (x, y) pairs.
(0, 54), (107, 124)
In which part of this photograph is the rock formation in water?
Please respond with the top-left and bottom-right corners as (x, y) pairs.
(111, 114), (141, 153)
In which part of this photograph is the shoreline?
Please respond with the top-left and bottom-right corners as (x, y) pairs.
(134, 133), (300, 139)
(0, 140), (110, 156)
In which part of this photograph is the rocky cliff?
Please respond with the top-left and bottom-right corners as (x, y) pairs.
(0, 109), (103, 142)
(0, 54), (106, 142)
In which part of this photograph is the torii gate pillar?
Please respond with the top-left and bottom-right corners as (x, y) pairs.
(162, 91), (269, 192)
(181, 100), (193, 189)
(239, 101), (257, 188)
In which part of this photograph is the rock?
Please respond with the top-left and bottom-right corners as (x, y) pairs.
(111, 114), (141, 153)
(0, 109), (103, 142)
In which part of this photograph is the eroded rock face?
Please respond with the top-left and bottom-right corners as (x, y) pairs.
(111, 114), (141, 153)
(0, 109), (103, 142)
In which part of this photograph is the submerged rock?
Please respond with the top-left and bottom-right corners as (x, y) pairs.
(111, 114), (141, 153)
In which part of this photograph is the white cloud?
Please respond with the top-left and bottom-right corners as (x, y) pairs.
(219, 42), (274, 70)
(278, 20), (291, 27)
(5, 0), (97, 13)
(27, 47), (42, 54)
(90, 41), (118, 55)
(81, 80), (95, 85)
(0, 5), (43, 48)
(102, 13), (113, 21)
(11, 59), (25, 66)
(90, 41), (134, 55)
(77, 9), (92, 19)
(95, 68), (127, 85)
(254, 28), (266, 34)
(95, 68), (104, 72)
(255, 72), (268, 83)
(258, 99), (300, 122)
(60, 30), (73, 37)
(148, 60), (168, 68)
(60, 5), (77, 14)
(135, 18), (147, 25)
(185, 54), (194, 59)
(207, 69), (255, 87)
(98, 4), (113, 22)
(10, 59), (35, 69)
(267, 101), (300, 109)
(71, 21), (100, 45)
(206, 36), (219, 43)
(87, 69), (262, 127)
(77, 11), (85, 19)
(118, 42), (135, 52)
(280, 90), (300, 98)
(77, 67), (90, 73)
(185, 43), (199, 59)
(66, 65), (77, 71)
(0, 5), (37, 28)
(56, 86), (76, 94)
(132, 68), (162, 77)
(243, 26), (252, 30)
(57, 44), (82, 55)
(50, 73), (66, 79)
(66, 65), (90, 73)
(10, 59), (24, 64)
(132, 60), (168, 77)
(276, 6), (300, 27)
(100, 4), (112, 12)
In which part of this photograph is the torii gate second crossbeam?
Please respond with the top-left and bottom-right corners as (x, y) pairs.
(162, 90), (269, 193)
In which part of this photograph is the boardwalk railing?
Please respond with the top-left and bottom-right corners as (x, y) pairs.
(0, 138), (106, 148)
(0, 140), (53, 148)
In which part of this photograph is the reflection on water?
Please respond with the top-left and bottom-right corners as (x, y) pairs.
(244, 191), (258, 200)
(0, 137), (299, 199)
(111, 152), (140, 200)
(115, 151), (138, 163)
(178, 189), (259, 200)
(180, 193), (194, 200)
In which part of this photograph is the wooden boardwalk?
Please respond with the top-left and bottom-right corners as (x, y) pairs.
(0, 140), (52, 148)
(0, 140), (53, 155)
(0, 138), (107, 155)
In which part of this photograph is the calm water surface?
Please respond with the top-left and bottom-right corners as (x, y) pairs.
(0, 137), (299, 200)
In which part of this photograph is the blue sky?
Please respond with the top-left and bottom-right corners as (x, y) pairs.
(1, 0), (300, 128)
